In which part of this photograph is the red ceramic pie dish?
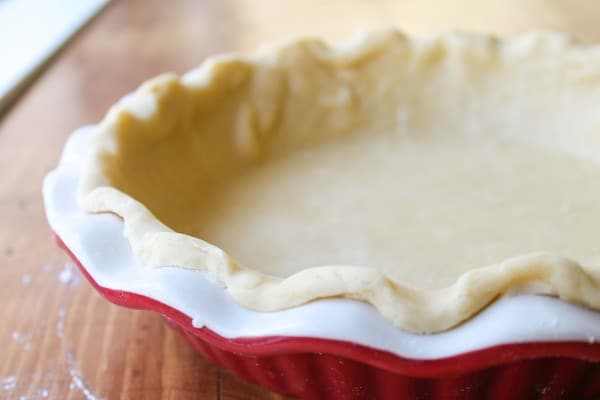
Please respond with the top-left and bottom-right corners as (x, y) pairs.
(55, 235), (600, 399)
(44, 29), (600, 399)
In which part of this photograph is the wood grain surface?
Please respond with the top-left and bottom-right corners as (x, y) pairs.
(2, 1), (600, 399)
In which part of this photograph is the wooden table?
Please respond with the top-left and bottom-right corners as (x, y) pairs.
(2, 1), (600, 399)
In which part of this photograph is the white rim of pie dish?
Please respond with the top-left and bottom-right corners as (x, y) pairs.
(43, 126), (600, 360)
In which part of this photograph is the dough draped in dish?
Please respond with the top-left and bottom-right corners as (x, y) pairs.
(79, 29), (600, 333)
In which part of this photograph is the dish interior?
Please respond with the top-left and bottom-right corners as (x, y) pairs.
(99, 39), (600, 289)
(186, 134), (600, 288)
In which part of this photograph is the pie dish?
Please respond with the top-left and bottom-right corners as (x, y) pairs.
(44, 29), (600, 399)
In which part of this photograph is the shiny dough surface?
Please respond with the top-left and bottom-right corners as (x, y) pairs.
(79, 30), (600, 332)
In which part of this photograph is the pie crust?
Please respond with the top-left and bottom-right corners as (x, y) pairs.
(79, 29), (600, 333)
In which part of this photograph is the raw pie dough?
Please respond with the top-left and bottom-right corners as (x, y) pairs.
(79, 29), (600, 333)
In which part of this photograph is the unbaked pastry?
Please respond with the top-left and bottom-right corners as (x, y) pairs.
(79, 29), (600, 333)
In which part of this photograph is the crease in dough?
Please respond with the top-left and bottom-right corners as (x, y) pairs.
(79, 29), (600, 333)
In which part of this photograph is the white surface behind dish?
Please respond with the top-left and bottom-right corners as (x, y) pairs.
(42, 127), (600, 360)
(0, 0), (109, 112)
